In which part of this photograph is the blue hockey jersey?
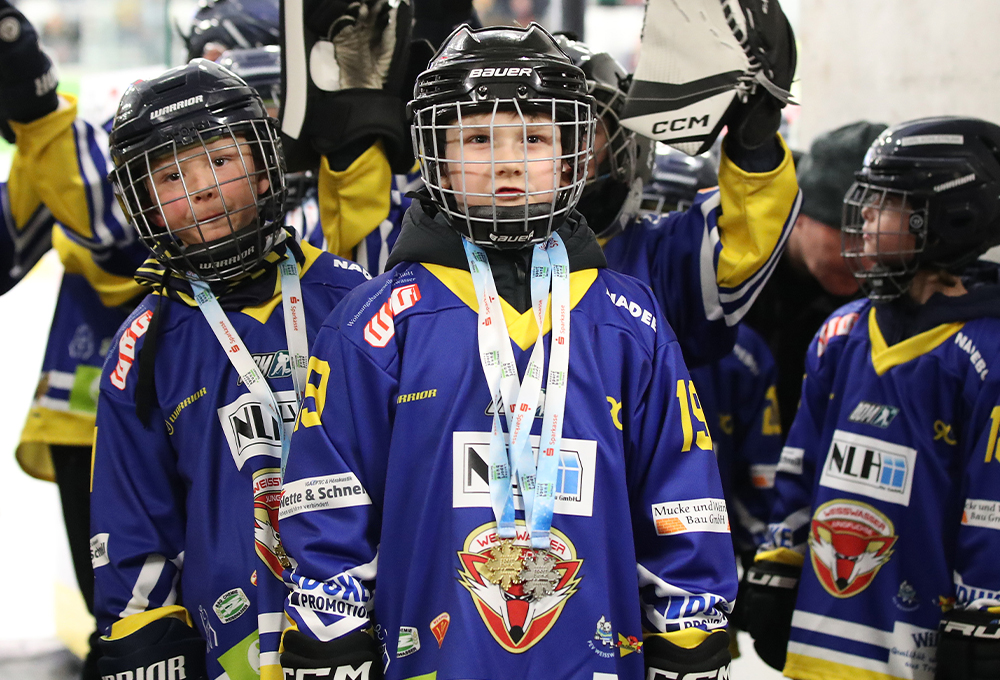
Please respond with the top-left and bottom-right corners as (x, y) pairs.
(603, 135), (800, 367)
(766, 297), (1000, 680)
(280, 260), (738, 680)
(90, 241), (369, 680)
(690, 324), (782, 554)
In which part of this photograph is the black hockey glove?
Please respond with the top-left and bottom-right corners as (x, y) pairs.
(0, 0), (59, 124)
(742, 558), (800, 671)
(722, 0), (797, 151)
(644, 629), (731, 679)
(935, 607), (1000, 680)
(97, 615), (208, 680)
(282, 628), (385, 680)
(279, 0), (413, 173)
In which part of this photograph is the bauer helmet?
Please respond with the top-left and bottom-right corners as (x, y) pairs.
(179, 0), (280, 62)
(108, 59), (287, 282)
(409, 23), (595, 250)
(554, 34), (643, 239)
(842, 116), (1000, 301)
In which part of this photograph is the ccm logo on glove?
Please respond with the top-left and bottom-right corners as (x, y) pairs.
(101, 655), (188, 680)
(646, 666), (731, 679)
(283, 662), (373, 679)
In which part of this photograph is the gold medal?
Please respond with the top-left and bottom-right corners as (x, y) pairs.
(481, 539), (524, 589)
(520, 550), (561, 601)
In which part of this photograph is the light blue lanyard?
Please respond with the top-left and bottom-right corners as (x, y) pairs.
(463, 235), (571, 549)
(191, 252), (308, 477)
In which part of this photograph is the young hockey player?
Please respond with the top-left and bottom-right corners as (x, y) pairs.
(277, 24), (737, 680)
(743, 116), (1000, 680)
(89, 61), (369, 680)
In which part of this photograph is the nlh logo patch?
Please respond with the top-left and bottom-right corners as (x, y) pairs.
(820, 430), (916, 506)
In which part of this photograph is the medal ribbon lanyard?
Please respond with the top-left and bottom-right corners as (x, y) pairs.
(463, 235), (571, 549)
(191, 252), (309, 477)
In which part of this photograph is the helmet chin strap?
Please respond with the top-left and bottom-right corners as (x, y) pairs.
(463, 203), (561, 249)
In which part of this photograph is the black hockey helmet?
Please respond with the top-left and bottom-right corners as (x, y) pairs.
(216, 46), (282, 111)
(408, 23), (595, 250)
(842, 116), (1000, 301)
(554, 34), (644, 239)
(108, 59), (287, 282)
(179, 0), (280, 62)
(641, 142), (717, 214)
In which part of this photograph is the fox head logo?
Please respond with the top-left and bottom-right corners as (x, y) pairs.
(809, 500), (897, 598)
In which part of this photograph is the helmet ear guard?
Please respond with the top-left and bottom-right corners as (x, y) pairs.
(409, 23), (596, 249)
(841, 116), (1000, 302)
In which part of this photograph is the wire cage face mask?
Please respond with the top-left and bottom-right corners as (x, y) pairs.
(588, 80), (637, 187)
(842, 181), (929, 302)
(112, 119), (286, 282)
(413, 97), (595, 249)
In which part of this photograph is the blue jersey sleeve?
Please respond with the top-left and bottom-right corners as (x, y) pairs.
(91, 303), (187, 633)
(627, 296), (738, 635)
(281, 315), (398, 641)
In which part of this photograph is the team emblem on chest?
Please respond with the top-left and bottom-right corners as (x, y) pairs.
(457, 521), (583, 653)
(809, 499), (897, 598)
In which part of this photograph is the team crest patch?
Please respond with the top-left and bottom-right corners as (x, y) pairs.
(809, 499), (897, 598)
(253, 468), (289, 579)
(457, 521), (583, 653)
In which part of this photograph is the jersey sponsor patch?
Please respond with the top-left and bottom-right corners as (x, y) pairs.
(819, 430), (916, 506)
(452, 431), (596, 517)
(816, 311), (859, 357)
(651, 498), (730, 536)
(218, 389), (298, 470)
(213, 588), (251, 624)
(847, 401), (900, 429)
(809, 499), (896, 598)
(280, 472), (372, 520)
(605, 290), (657, 331)
(364, 283), (421, 348)
(776, 446), (804, 475)
(397, 626), (420, 658)
(90, 533), (109, 568)
(110, 309), (154, 390)
(749, 464), (777, 489)
(961, 498), (1000, 531)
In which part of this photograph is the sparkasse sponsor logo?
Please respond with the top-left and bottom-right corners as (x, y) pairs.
(819, 430), (916, 506)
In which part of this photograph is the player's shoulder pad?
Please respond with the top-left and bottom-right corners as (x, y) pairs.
(813, 298), (870, 360)
(594, 269), (674, 345)
(301, 244), (372, 289)
(101, 293), (160, 395)
(946, 315), (1000, 385)
(326, 263), (429, 348)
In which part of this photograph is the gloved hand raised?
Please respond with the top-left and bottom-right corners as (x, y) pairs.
(0, 0), (59, 125)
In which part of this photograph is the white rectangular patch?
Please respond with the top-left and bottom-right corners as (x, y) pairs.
(777, 447), (804, 475)
(90, 533), (110, 569)
(452, 431), (596, 517)
(218, 389), (298, 471)
(819, 430), (916, 506)
(749, 464), (777, 488)
(651, 498), (730, 536)
(961, 499), (1000, 531)
(280, 473), (372, 520)
(593, 674), (618, 680)
(900, 134), (963, 147)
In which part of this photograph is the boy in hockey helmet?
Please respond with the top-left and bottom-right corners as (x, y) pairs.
(744, 116), (1000, 680)
(91, 60), (369, 680)
(278, 23), (736, 680)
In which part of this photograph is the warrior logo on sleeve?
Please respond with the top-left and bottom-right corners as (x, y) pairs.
(809, 499), (897, 598)
(457, 521), (583, 653)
